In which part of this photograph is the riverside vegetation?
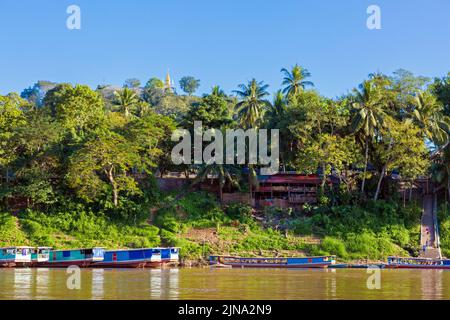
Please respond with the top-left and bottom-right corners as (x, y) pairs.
(0, 67), (449, 263)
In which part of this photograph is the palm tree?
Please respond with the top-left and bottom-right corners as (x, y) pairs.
(233, 79), (270, 202)
(233, 79), (271, 129)
(412, 91), (450, 146)
(350, 80), (387, 194)
(113, 88), (139, 118)
(267, 90), (287, 120)
(192, 164), (240, 203)
(281, 64), (314, 97)
(210, 85), (226, 98)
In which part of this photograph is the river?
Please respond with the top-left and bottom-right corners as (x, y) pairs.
(0, 268), (449, 300)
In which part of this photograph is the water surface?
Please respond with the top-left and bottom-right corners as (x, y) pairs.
(0, 268), (449, 300)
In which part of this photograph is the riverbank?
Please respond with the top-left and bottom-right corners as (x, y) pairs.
(1, 192), (440, 264)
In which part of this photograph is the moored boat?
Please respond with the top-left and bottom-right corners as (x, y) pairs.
(92, 248), (162, 268)
(159, 247), (180, 265)
(386, 256), (450, 269)
(209, 255), (336, 268)
(37, 248), (105, 268)
(0, 246), (34, 268)
(31, 247), (52, 266)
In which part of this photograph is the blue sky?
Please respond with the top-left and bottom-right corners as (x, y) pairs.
(1, 0), (449, 98)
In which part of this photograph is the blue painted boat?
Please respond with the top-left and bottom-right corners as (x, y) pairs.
(159, 247), (180, 264)
(209, 255), (336, 268)
(92, 248), (162, 268)
(386, 256), (450, 269)
(0, 247), (34, 268)
(37, 248), (105, 268)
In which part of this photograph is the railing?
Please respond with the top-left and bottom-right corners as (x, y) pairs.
(433, 194), (442, 258)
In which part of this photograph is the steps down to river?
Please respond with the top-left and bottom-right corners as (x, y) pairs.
(419, 195), (442, 259)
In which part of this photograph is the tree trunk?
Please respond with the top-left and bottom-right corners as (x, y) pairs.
(374, 138), (393, 201)
(361, 139), (369, 193)
(321, 163), (327, 188)
(448, 177), (450, 203)
(409, 181), (413, 202)
(219, 185), (223, 204)
(374, 164), (387, 201)
(106, 167), (119, 207)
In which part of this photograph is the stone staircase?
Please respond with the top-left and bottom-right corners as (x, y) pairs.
(419, 195), (442, 259)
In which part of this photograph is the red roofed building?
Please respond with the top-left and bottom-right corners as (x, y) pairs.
(254, 173), (329, 209)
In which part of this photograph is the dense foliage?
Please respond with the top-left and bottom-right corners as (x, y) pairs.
(0, 68), (449, 260)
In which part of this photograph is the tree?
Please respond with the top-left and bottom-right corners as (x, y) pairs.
(20, 80), (58, 108)
(179, 76), (200, 96)
(184, 94), (232, 129)
(430, 73), (450, 117)
(267, 90), (287, 123)
(113, 88), (140, 118)
(67, 131), (142, 207)
(123, 78), (141, 89)
(43, 84), (105, 140)
(11, 113), (62, 207)
(372, 118), (429, 201)
(125, 112), (175, 173)
(209, 85), (226, 98)
(145, 77), (165, 90)
(412, 91), (449, 147)
(350, 80), (387, 193)
(233, 79), (271, 129)
(281, 64), (314, 97)
(0, 94), (27, 186)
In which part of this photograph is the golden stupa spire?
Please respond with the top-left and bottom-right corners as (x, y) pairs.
(165, 70), (173, 93)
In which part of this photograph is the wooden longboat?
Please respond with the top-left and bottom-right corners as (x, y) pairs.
(386, 256), (450, 269)
(92, 248), (162, 268)
(209, 255), (336, 268)
(37, 248), (105, 268)
(0, 246), (34, 268)
(159, 247), (180, 265)
(31, 247), (52, 267)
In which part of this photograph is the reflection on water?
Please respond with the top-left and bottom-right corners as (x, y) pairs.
(0, 268), (449, 300)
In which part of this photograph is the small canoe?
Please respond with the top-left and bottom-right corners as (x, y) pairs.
(386, 256), (450, 269)
(209, 255), (336, 268)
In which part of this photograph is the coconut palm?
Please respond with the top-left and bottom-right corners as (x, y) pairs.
(113, 88), (139, 118)
(350, 80), (387, 194)
(210, 85), (226, 97)
(267, 90), (287, 120)
(233, 79), (271, 129)
(412, 91), (450, 146)
(281, 64), (314, 97)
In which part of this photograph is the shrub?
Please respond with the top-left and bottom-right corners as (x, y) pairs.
(320, 236), (348, 258)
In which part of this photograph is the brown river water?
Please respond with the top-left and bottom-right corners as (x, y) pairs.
(0, 268), (449, 300)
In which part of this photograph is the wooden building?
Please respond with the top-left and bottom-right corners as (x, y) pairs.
(254, 174), (325, 209)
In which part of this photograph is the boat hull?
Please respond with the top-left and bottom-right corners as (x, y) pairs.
(209, 262), (331, 268)
(92, 260), (161, 268)
(0, 260), (33, 268)
(36, 260), (94, 268)
(385, 264), (450, 269)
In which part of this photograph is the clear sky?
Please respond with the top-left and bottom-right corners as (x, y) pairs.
(1, 0), (450, 98)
